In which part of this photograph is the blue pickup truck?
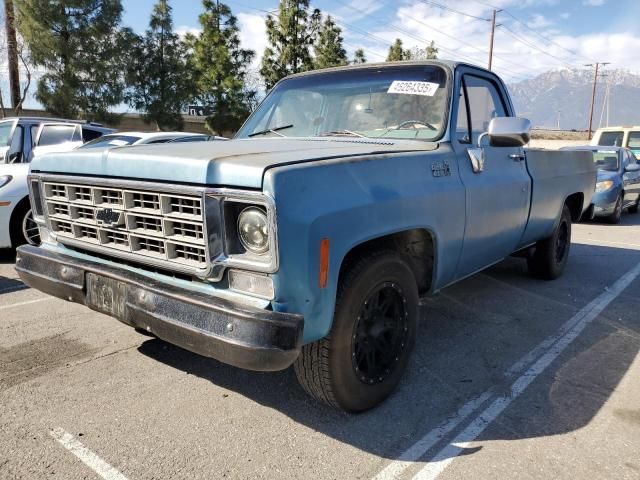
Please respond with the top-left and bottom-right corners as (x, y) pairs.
(17, 61), (595, 411)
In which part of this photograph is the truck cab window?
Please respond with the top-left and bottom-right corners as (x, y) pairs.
(463, 75), (507, 145)
(456, 83), (471, 144)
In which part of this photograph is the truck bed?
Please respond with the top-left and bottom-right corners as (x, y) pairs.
(519, 148), (596, 247)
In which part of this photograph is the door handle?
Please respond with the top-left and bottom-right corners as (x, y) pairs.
(509, 153), (526, 162)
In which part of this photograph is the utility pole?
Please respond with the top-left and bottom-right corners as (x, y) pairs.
(4, 0), (21, 109)
(586, 62), (610, 140)
(488, 9), (500, 70)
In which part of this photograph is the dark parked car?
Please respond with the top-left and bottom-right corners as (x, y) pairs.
(563, 146), (640, 223)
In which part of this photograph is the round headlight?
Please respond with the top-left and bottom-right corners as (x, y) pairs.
(238, 207), (269, 254)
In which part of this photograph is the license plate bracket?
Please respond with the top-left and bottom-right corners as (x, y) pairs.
(86, 273), (127, 319)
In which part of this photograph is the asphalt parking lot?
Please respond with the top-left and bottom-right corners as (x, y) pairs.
(1, 217), (639, 480)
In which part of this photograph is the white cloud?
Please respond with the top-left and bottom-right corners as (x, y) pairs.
(237, 12), (268, 70)
(175, 25), (201, 39)
(583, 0), (606, 6)
(528, 14), (553, 29)
(334, 0), (640, 83)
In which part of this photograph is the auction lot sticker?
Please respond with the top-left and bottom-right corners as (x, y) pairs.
(387, 80), (439, 96)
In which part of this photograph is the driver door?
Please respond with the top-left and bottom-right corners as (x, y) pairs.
(453, 71), (531, 278)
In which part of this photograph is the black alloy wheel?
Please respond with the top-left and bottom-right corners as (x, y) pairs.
(351, 282), (409, 385)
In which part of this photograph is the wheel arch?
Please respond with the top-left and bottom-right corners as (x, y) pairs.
(564, 192), (585, 222)
(337, 228), (437, 296)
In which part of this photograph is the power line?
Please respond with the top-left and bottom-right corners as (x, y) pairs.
(467, 0), (593, 64)
(499, 9), (594, 64)
(498, 24), (580, 68)
(334, 0), (535, 76)
(416, 1), (490, 22)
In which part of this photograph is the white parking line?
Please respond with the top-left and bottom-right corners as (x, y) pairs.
(373, 392), (492, 480)
(50, 428), (129, 480)
(374, 260), (640, 480)
(575, 239), (640, 249)
(0, 297), (52, 311)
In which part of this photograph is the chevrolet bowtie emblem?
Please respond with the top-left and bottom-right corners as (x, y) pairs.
(95, 208), (122, 227)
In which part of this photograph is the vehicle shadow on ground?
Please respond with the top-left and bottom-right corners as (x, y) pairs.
(0, 249), (24, 294)
(137, 242), (640, 462)
(583, 211), (640, 228)
(0, 248), (16, 264)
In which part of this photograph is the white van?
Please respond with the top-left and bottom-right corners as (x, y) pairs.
(592, 126), (640, 159)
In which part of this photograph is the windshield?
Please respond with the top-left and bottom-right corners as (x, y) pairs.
(597, 131), (624, 147)
(236, 65), (449, 141)
(593, 150), (619, 171)
(78, 135), (141, 149)
(0, 121), (15, 146)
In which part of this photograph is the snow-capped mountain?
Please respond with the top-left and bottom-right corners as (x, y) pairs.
(507, 68), (640, 130)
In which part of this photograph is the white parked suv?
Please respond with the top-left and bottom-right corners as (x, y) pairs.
(0, 117), (113, 248)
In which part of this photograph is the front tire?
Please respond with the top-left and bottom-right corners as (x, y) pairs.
(528, 205), (572, 280)
(628, 197), (639, 214)
(294, 251), (419, 412)
(605, 195), (623, 224)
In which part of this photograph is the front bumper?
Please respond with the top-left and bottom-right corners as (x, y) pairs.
(591, 188), (620, 217)
(15, 245), (303, 371)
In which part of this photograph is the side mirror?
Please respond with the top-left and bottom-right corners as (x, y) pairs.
(487, 117), (531, 147)
(625, 163), (640, 172)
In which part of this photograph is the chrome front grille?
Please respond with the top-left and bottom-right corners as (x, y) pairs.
(42, 181), (208, 271)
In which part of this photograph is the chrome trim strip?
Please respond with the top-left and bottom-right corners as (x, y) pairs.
(205, 188), (279, 275)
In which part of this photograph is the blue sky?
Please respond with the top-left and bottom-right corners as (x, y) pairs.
(119, 0), (640, 84)
(4, 0), (640, 110)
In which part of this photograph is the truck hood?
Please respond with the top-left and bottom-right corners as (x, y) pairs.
(30, 137), (437, 188)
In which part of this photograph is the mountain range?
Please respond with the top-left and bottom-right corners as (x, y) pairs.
(507, 68), (640, 130)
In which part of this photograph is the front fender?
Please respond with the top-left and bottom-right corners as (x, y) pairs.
(263, 149), (465, 343)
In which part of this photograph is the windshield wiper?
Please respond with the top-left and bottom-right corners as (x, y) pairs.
(317, 129), (367, 138)
(248, 124), (293, 138)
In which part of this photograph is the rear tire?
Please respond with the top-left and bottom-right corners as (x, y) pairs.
(294, 251), (419, 412)
(528, 205), (572, 280)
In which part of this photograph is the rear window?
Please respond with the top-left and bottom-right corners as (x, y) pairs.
(78, 135), (141, 149)
(593, 151), (619, 171)
(38, 125), (77, 146)
(597, 131), (624, 147)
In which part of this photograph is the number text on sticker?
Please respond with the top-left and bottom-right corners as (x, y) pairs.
(387, 81), (439, 97)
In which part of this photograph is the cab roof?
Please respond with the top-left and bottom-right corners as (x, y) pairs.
(286, 59), (484, 80)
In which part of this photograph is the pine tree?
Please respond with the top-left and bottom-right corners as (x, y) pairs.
(127, 0), (193, 131)
(189, 0), (256, 135)
(405, 41), (439, 61)
(260, 0), (321, 90)
(313, 15), (347, 69)
(16, 0), (133, 123)
(352, 49), (367, 65)
(386, 38), (406, 62)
